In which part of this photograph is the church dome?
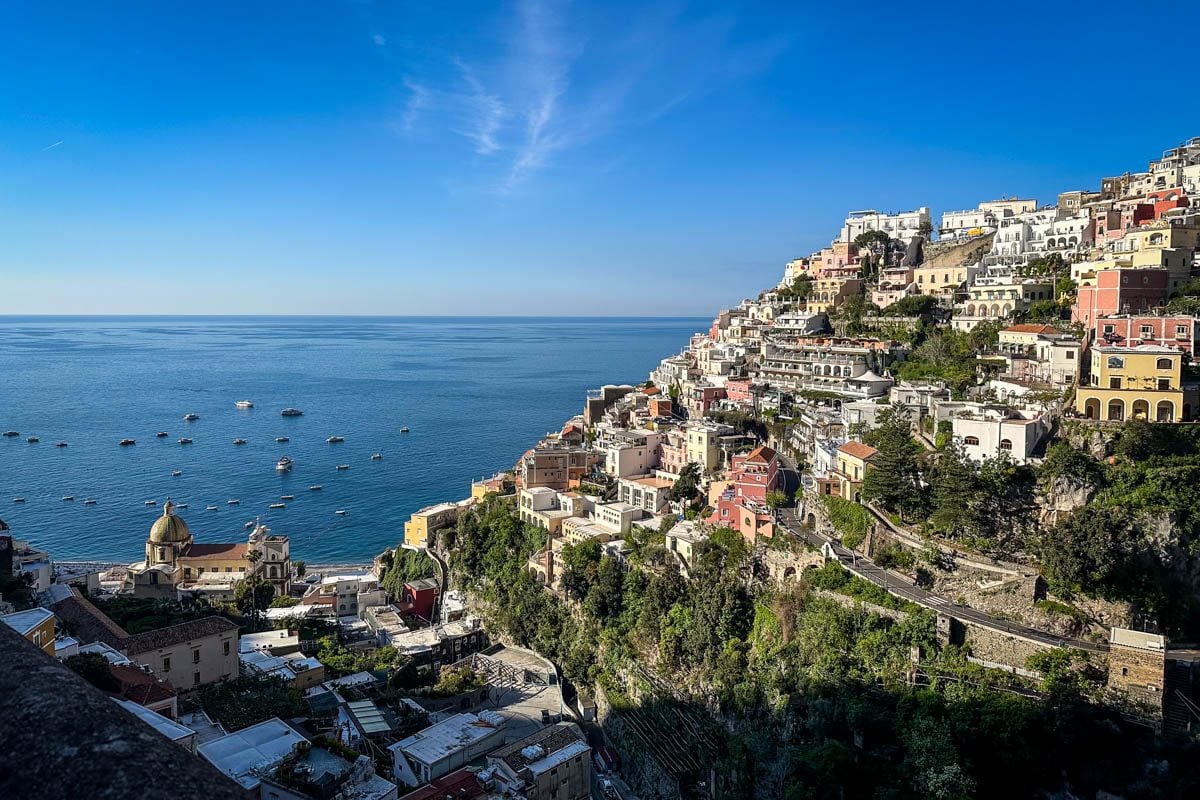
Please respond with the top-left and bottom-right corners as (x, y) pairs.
(148, 499), (190, 543)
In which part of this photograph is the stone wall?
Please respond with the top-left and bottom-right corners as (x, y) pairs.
(1107, 643), (1166, 711)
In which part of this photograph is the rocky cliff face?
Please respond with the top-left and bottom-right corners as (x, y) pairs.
(1037, 474), (1095, 527)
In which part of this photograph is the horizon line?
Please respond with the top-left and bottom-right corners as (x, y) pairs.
(0, 313), (713, 320)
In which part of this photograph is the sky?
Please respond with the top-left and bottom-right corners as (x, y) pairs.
(3, 0), (1200, 316)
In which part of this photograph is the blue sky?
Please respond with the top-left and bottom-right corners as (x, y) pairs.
(2, 0), (1199, 315)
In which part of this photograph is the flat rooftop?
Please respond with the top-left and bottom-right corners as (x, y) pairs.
(391, 712), (505, 766)
(198, 717), (307, 789)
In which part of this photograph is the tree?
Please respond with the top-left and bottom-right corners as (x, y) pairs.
(1039, 508), (1138, 600)
(917, 219), (934, 240)
(293, 560), (306, 579)
(765, 490), (788, 510)
(930, 445), (980, 536)
(861, 407), (926, 518)
(235, 575), (275, 621)
(560, 539), (602, 601)
(65, 653), (120, 692)
(671, 462), (703, 503)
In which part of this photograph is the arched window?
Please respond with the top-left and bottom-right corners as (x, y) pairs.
(963, 436), (980, 446)
(999, 439), (1012, 451)
(1157, 358), (1173, 369)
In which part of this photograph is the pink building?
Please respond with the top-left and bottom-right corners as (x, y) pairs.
(1094, 314), (1200, 355)
(1146, 188), (1190, 220)
(731, 445), (781, 502)
(688, 385), (727, 417)
(1073, 268), (1170, 328)
(724, 379), (753, 402)
(706, 445), (782, 542)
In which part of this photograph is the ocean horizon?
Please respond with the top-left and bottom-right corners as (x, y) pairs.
(0, 315), (706, 564)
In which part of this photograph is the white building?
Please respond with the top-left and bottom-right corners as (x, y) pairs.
(198, 717), (308, 791)
(389, 712), (507, 787)
(751, 341), (894, 399)
(665, 520), (708, 566)
(938, 403), (1051, 464)
(617, 474), (674, 515)
(839, 207), (931, 243)
(306, 572), (386, 620)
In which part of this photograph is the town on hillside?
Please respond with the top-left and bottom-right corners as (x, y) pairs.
(8, 137), (1200, 799)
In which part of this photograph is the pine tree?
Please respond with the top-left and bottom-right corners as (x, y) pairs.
(931, 444), (979, 536)
(862, 406), (924, 518)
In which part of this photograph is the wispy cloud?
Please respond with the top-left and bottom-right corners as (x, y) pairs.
(42, 140), (63, 151)
(384, 1), (786, 193)
(372, 33), (387, 47)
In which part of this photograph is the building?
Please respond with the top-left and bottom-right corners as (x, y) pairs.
(914, 260), (980, 300)
(1092, 314), (1200, 356)
(50, 586), (130, 649)
(125, 501), (290, 598)
(1072, 268), (1171, 329)
(486, 723), (592, 800)
(1075, 344), (1195, 422)
(306, 571), (387, 619)
(1106, 628), (1167, 713)
(389, 711), (507, 787)
(199, 717), (310, 791)
(996, 325), (1081, 386)
(827, 441), (879, 502)
(752, 339), (893, 399)
(1, 607), (56, 656)
(602, 430), (663, 478)
(108, 662), (180, 718)
(839, 207), (931, 243)
(953, 267), (1054, 331)
(123, 615), (240, 691)
(403, 500), (472, 549)
(707, 446), (782, 541)
(665, 520), (708, 566)
(260, 748), (398, 800)
(3, 536), (53, 593)
(683, 421), (735, 473)
(944, 405), (1050, 464)
(365, 615), (486, 669)
(519, 443), (602, 491)
(617, 474), (674, 515)
(113, 697), (198, 752)
(399, 769), (488, 800)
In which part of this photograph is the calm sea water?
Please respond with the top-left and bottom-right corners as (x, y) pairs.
(0, 316), (704, 564)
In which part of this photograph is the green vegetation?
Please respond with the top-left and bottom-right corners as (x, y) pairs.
(861, 406), (927, 520)
(380, 547), (438, 597)
(96, 595), (226, 634)
(775, 275), (813, 302)
(314, 636), (401, 677)
(819, 494), (871, 550)
(65, 652), (120, 692)
(879, 293), (938, 317)
(429, 665), (483, 696)
(199, 675), (306, 732)
(896, 323), (1001, 393)
(438, 496), (1190, 798)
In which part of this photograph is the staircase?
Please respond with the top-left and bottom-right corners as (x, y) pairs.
(1163, 661), (1198, 737)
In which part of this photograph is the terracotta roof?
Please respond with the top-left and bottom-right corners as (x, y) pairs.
(50, 588), (129, 648)
(109, 663), (177, 707)
(1002, 324), (1057, 335)
(642, 386), (661, 395)
(400, 768), (486, 800)
(743, 445), (778, 464)
(837, 441), (879, 460)
(181, 543), (249, 560)
(123, 616), (238, 655)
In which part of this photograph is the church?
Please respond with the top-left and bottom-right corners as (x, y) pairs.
(125, 499), (291, 600)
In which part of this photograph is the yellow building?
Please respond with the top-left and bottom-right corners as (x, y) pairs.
(833, 441), (878, 502)
(914, 263), (974, 298)
(808, 274), (862, 314)
(1076, 345), (1196, 422)
(403, 499), (473, 548)
(1, 607), (57, 656)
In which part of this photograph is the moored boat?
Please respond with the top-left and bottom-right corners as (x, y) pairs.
(62, 496), (74, 501)
(335, 510), (347, 515)
(309, 485), (322, 491)
(171, 470), (182, 476)
(144, 500), (157, 506)
(119, 439), (136, 446)
(280, 494), (294, 501)
(371, 452), (382, 460)
(281, 408), (303, 417)
(235, 400), (254, 409)
(27, 436), (39, 443)
(227, 499), (240, 505)
(268, 502), (285, 509)
(233, 438), (246, 445)
(206, 505), (219, 511)
(178, 438), (193, 445)
(336, 464), (349, 471)
(326, 435), (345, 443)
(275, 436), (289, 443)
(276, 456), (294, 471)
(55, 441), (68, 447)
(83, 499), (96, 505)
(156, 431), (169, 438)
(2, 431), (19, 437)
(183, 413), (199, 421)
(400, 426), (410, 433)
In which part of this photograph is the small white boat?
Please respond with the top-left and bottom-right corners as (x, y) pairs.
(183, 413), (199, 421)
(55, 441), (68, 447)
(281, 408), (303, 417)
(276, 456), (294, 471)
(280, 494), (294, 501)
(12, 498), (25, 503)
(178, 438), (193, 445)
(206, 505), (219, 511)
(119, 439), (136, 446)
(227, 499), (240, 505)
(26, 436), (39, 443)
(326, 436), (345, 444)
(244, 521), (255, 529)
(233, 438), (246, 445)
(61, 495), (74, 501)
(268, 503), (285, 509)
(336, 464), (349, 471)
(371, 453), (382, 460)
(171, 470), (182, 476)
(235, 400), (254, 409)
(144, 500), (157, 506)
(309, 485), (322, 491)
(275, 436), (289, 443)
(400, 426), (410, 433)
(83, 499), (96, 505)
(156, 431), (169, 438)
(176, 503), (188, 509)
(335, 510), (347, 515)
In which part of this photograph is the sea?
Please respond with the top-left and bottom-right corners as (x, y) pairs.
(0, 316), (706, 564)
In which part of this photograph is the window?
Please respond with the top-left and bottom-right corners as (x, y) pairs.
(162, 657), (171, 672)
(1110, 377), (1122, 389)
(1177, 325), (1189, 338)
(1066, 350), (1075, 359)
(999, 439), (1012, 451)
(1157, 358), (1173, 370)
(1141, 326), (1154, 338)
(1107, 356), (1125, 369)
(963, 436), (980, 446)
(1159, 379), (1171, 391)
(193, 671), (201, 687)
(223, 641), (231, 656)
(192, 648), (201, 664)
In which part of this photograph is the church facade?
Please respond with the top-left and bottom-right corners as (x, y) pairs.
(125, 500), (291, 599)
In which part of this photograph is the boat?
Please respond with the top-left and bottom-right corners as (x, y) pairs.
(171, 470), (182, 476)
(309, 485), (322, 491)
(183, 413), (199, 421)
(276, 456), (293, 471)
(400, 426), (410, 433)
(176, 503), (188, 509)
(233, 438), (246, 445)
(144, 500), (157, 506)
(275, 436), (289, 443)
(244, 521), (255, 529)
(326, 436), (345, 444)
(13, 498), (25, 503)
(2, 431), (18, 437)
(336, 464), (349, 471)
(335, 510), (347, 515)
(119, 439), (136, 446)
(83, 499), (96, 505)
(371, 453), (382, 460)
(227, 499), (240, 505)
(235, 400), (254, 409)
(27, 436), (39, 443)
(55, 441), (68, 447)
(268, 503), (285, 509)
(206, 505), (218, 511)
(156, 431), (169, 438)
(281, 408), (303, 417)
(178, 438), (193, 445)
(280, 494), (294, 501)
(62, 496), (74, 501)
